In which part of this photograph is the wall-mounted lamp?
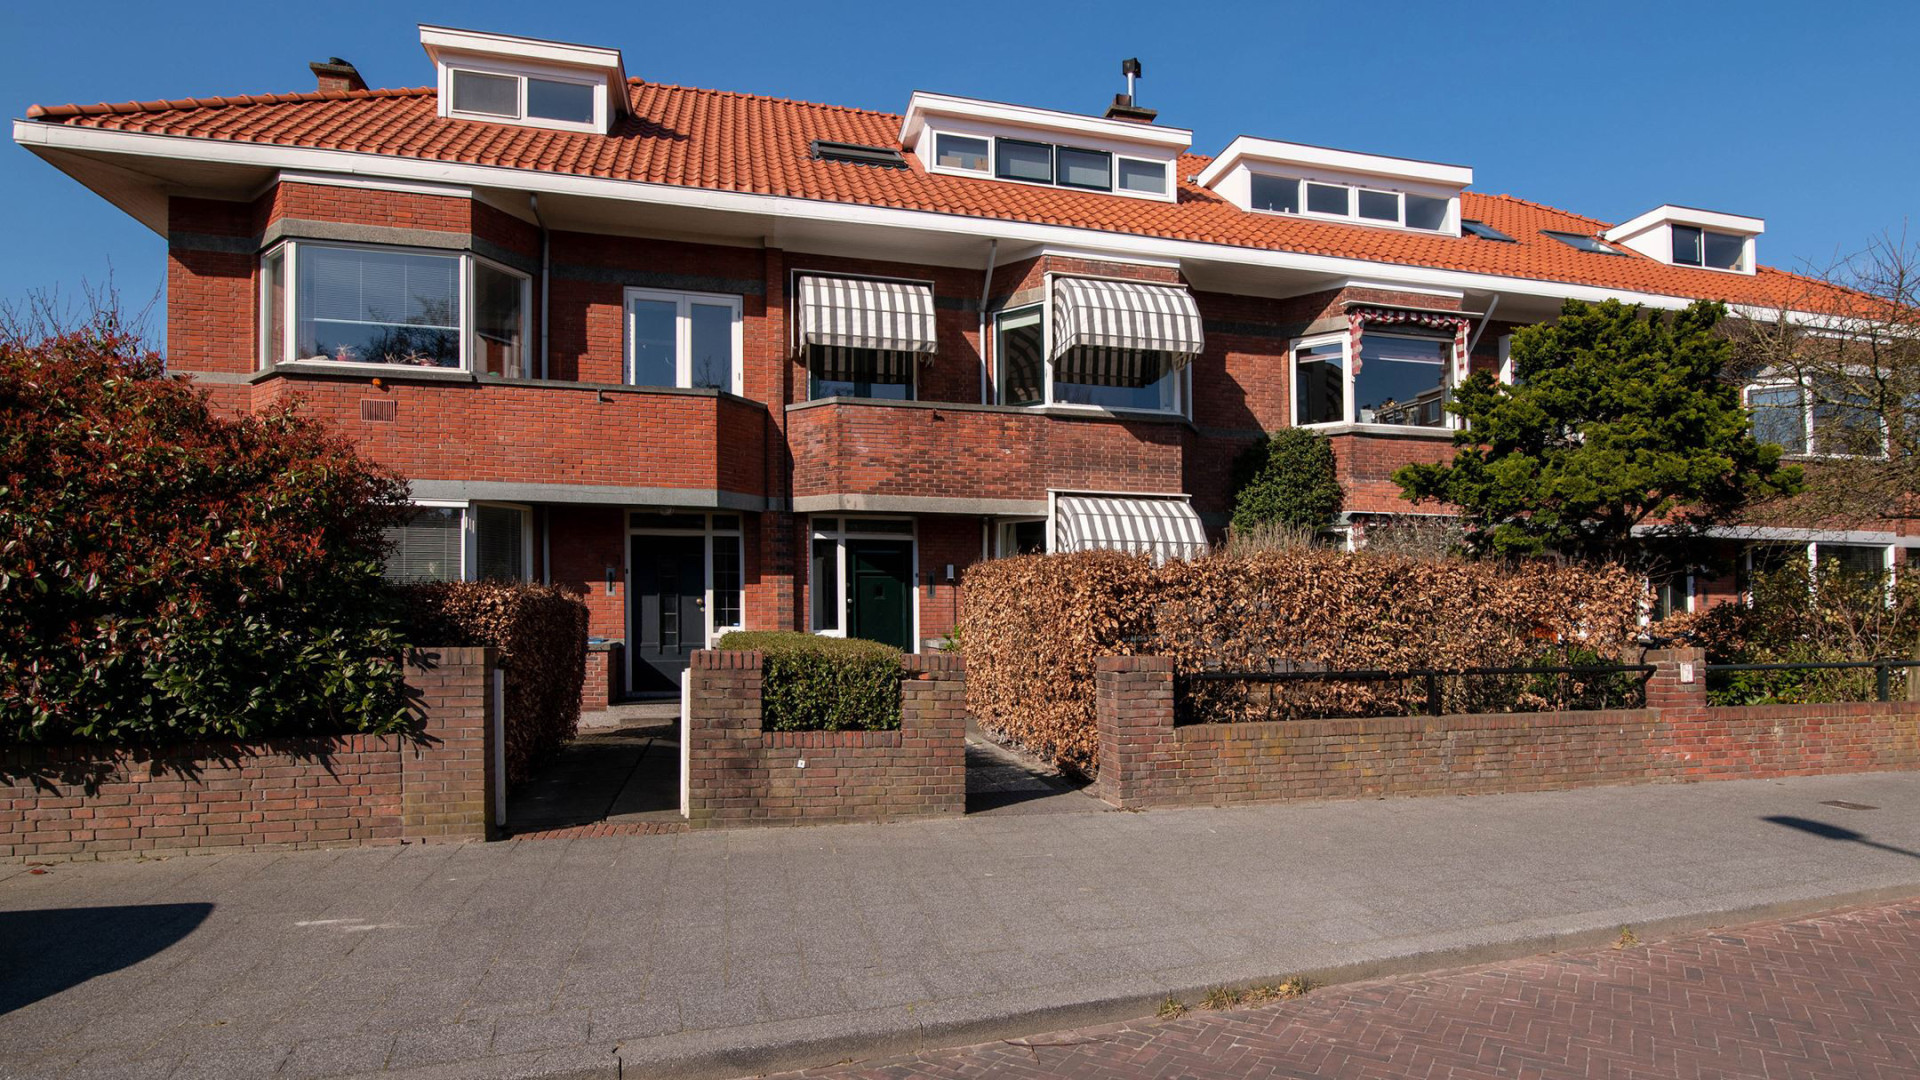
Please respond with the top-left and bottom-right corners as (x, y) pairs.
(605, 566), (618, 596)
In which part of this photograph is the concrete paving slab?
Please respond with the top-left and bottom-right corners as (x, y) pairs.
(7, 773), (1920, 1079)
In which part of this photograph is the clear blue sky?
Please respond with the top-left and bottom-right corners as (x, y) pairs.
(3, 0), (1913, 341)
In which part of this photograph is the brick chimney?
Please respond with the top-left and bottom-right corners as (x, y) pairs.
(310, 57), (367, 94)
(1104, 94), (1158, 124)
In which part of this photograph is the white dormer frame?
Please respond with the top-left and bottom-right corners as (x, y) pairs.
(421, 25), (628, 136)
(1197, 136), (1471, 236)
(899, 92), (1189, 204)
(1604, 205), (1763, 276)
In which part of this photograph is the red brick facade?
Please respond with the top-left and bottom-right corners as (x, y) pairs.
(1093, 651), (1920, 809)
(684, 650), (965, 826)
(0, 648), (498, 862)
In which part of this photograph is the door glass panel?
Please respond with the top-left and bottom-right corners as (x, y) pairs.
(688, 302), (733, 390)
(712, 537), (742, 629)
(475, 505), (526, 582)
(628, 298), (678, 387)
(996, 307), (1044, 406)
(811, 538), (839, 631)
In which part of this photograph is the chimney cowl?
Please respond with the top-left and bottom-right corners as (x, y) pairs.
(1104, 94), (1158, 124)
(310, 57), (367, 94)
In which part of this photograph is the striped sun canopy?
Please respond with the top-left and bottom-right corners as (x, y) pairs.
(1053, 494), (1209, 564)
(796, 274), (938, 355)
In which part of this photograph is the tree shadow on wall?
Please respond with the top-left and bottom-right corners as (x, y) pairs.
(0, 903), (212, 1014)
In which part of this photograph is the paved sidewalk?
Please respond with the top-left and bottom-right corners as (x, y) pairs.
(6, 773), (1920, 1079)
(783, 898), (1920, 1079)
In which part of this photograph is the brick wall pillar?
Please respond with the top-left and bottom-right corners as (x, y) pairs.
(685, 650), (764, 826)
(400, 646), (498, 842)
(901, 652), (967, 814)
(1093, 655), (1177, 809)
(1646, 647), (1708, 715)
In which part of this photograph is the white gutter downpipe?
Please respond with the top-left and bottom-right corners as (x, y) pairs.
(530, 193), (551, 380)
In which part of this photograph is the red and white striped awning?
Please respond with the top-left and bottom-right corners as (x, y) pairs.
(1054, 493), (1208, 564)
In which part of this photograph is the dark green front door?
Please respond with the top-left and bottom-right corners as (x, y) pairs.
(847, 540), (912, 651)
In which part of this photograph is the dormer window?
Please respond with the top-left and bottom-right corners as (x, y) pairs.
(422, 25), (628, 135)
(1200, 137), (1470, 236)
(1672, 225), (1746, 271)
(1604, 205), (1763, 274)
(900, 92), (1189, 203)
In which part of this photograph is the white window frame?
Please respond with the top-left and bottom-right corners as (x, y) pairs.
(624, 512), (746, 667)
(808, 516), (920, 649)
(993, 517), (1048, 557)
(622, 287), (745, 395)
(1670, 224), (1749, 273)
(439, 59), (607, 134)
(1290, 329), (1458, 429)
(1246, 170), (1455, 233)
(991, 274), (1191, 417)
(917, 124), (1177, 203)
(1743, 541), (1899, 605)
(384, 501), (468, 583)
(258, 239), (529, 376)
(1743, 378), (1888, 459)
(792, 269), (931, 403)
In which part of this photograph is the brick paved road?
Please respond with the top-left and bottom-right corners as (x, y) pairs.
(783, 899), (1920, 1079)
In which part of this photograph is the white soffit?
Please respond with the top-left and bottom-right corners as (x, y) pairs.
(1604, 204), (1765, 243)
(898, 92), (1192, 153)
(1196, 136), (1473, 191)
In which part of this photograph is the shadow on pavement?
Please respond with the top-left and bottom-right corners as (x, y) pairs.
(0, 903), (211, 1015)
(1763, 815), (1920, 859)
(507, 721), (681, 833)
(965, 730), (1105, 816)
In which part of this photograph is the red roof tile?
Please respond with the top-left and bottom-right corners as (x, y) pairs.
(25, 79), (1864, 313)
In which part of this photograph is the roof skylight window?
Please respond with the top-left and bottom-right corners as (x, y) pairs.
(811, 141), (907, 169)
(1543, 230), (1626, 255)
(1462, 220), (1517, 242)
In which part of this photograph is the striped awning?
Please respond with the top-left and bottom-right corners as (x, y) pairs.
(1050, 277), (1205, 366)
(796, 274), (938, 355)
(1054, 494), (1209, 564)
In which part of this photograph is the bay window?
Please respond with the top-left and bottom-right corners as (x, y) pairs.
(625, 288), (744, 393)
(259, 241), (529, 375)
(993, 300), (1191, 416)
(1292, 332), (1453, 427)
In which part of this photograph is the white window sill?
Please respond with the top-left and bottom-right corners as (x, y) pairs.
(1297, 421), (1458, 438)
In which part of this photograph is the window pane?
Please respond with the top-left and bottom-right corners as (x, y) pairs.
(935, 133), (989, 171)
(811, 537), (839, 631)
(262, 249), (285, 366)
(1306, 182), (1349, 215)
(475, 505), (527, 582)
(383, 507), (462, 582)
(1053, 348), (1178, 411)
(1056, 147), (1112, 190)
(996, 306), (1044, 406)
(1405, 194), (1448, 230)
(1117, 157), (1166, 194)
(1356, 334), (1450, 427)
(1250, 174), (1300, 213)
(1812, 379), (1880, 455)
(1748, 386), (1807, 453)
(451, 70), (517, 117)
(526, 78), (593, 124)
(808, 345), (912, 400)
(1703, 230), (1745, 271)
(1672, 225), (1703, 266)
(688, 302), (734, 390)
(1294, 341), (1344, 424)
(295, 246), (460, 366)
(995, 139), (1052, 182)
(712, 536), (742, 629)
(1816, 544), (1886, 579)
(1357, 189), (1399, 222)
(473, 262), (524, 378)
(999, 519), (1045, 556)
(628, 298), (678, 387)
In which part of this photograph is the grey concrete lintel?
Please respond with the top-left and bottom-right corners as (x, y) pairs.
(408, 481), (766, 511)
(790, 494), (1047, 516)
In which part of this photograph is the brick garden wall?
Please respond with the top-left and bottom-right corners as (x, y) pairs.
(0, 648), (498, 861)
(685, 650), (965, 827)
(1093, 650), (1920, 810)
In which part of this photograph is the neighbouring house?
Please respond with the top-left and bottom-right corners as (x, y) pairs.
(15, 25), (1912, 703)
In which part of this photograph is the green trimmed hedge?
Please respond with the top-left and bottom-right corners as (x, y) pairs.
(716, 631), (903, 732)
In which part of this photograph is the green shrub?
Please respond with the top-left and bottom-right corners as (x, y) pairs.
(1, 311), (413, 744)
(716, 631), (903, 731)
(1229, 428), (1343, 534)
(397, 581), (589, 784)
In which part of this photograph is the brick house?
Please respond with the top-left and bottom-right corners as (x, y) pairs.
(14, 26), (1910, 700)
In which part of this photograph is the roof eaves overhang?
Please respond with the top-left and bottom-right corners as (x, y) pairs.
(11, 117), (1834, 326)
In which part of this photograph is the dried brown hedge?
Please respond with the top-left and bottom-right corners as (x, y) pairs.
(398, 581), (589, 786)
(959, 548), (1644, 775)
